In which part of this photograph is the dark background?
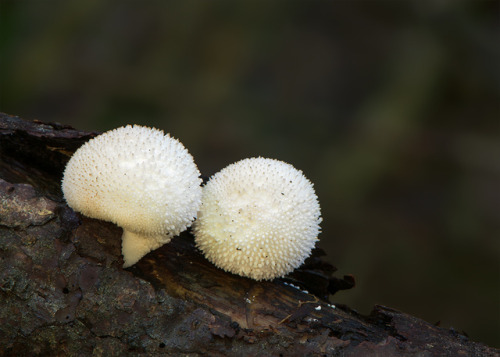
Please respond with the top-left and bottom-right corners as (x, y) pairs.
(1, 0), (498, 347)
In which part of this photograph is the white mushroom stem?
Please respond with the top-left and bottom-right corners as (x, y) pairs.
(121, 231), (169, 268)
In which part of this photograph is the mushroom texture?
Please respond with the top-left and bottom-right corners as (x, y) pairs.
(193, 157), (322, 281)
(62, 125), (202, 267)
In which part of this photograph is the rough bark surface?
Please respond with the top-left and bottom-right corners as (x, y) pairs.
(0, 113), (497, 356)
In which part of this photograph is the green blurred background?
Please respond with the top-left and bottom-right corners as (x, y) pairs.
(1, 0), (498, 347)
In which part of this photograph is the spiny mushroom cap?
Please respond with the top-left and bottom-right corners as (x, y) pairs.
(193, 157), (322, 281)
(62, 125), (202, 267)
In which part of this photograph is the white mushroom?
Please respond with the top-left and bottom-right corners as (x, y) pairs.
(62, 125), (202, 267)
(193, 157), (322, 280)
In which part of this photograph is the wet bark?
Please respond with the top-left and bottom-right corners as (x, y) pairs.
(0, 113), (497, 356)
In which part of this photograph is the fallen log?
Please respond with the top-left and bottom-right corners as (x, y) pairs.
(0, 113), (497, 356)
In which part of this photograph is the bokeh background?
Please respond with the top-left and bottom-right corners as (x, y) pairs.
(1, 0), (498, 347)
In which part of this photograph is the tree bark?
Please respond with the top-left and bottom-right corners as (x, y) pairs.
(0, 113), (497, 356)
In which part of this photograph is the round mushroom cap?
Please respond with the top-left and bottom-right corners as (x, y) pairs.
(193, 157), (322, 281)
(62, 125), (202, 248)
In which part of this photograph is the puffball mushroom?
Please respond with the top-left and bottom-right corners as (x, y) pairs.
(62, 125), (202, 268)
(193, 157), (322, 281)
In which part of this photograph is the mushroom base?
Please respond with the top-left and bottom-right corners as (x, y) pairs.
(121, 230), (171, 268)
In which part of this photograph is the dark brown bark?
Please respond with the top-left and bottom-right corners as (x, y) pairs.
(0, 113), (497, 356)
